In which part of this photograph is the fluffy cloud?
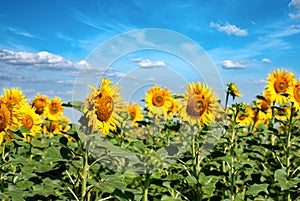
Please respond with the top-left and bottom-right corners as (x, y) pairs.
(289, 0), (300, 19)
(0, 49), (90, 70)
(221, 60), (246, 69)
(131, 58), (167, 68)
(262, 58), (272, 63)
(210, 22), (248, 36)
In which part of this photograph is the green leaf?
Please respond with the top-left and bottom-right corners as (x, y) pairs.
(274, 169), (299, 190)
(246, 183), (269, 195)
(63, 100), (84, 112)
(185, 175), (198, 186)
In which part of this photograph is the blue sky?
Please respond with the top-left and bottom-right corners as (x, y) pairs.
(1, 0), (300, 120)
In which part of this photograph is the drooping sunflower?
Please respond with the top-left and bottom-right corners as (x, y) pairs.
(0, 103), (12, 144)
(265, 69), (294, 104)
(44, 97), (64, 120)
(127, 102), (143, 127)
(32, 93), (48, 116)
(287, 78), (300, 111)
(14, 105), (42, 140)
(166, 97), (180, 119)
(180, 82), (220, 126)
(85, 78), (124, 135)
(227, 82), (242, 99)
(145, 85), (172, 118)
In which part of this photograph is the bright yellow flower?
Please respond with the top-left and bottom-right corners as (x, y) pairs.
(0, 103), (12, 144)
(32, 93), (48, 116)
(14, 105), (42, 141)
(180, 82), (220, 126)
(275, 105), (291, 121)
(166, 97), (180, 119)
(145, 85), (172, 118)
(265, 69), (294, 103)
(287, 78), (300, 111)
(227, 82), (242, 99)
(85, 78), (124, 135)
(43, 120), (61, 135)
(59, 116), (70, 132)
(1, 88), (27, 111)
(44, 97), (64, 120)
(127, 102), (143, 126)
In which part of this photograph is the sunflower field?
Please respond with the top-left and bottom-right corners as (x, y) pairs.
(0, 68), (299, 201)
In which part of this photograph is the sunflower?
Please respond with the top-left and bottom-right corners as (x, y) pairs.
(59, 116), (70, 132)
(43, 120), (61, 135)
(287, 78), (300, 111)
(180, 82), (220, 126)
(229, 104), (252, 126)
(227, 82), (242, 99)
(166, 97), (180, 119)
(145, 85), (172, 118)
(127, 102), (143, 126)
(274, 105), (291, 121)
(85, 78), (124, 135)
(14, 105), (42, 141)
(0, 103), (12, 144)
(265, 69), (294, 104)
(32, 93), (48, 116)
(1, 88), (27, 111)
(44, 97), (64, 120)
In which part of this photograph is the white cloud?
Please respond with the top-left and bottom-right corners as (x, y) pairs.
(8, 27), (36, 38)
(0, 49), (90, 70)
(248, 79), (266, 85)
(131, 57), (167, 68)
(262, 58), (272, 63)
(289, 0), (300, 19)
(221, 60), (246, 69)
(210, 22), (248, 36)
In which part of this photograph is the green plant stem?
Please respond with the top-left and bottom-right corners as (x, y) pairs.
(285, 107), (293, 201)
(230, 129), (236, 201)
(143, 173), (150, 201)
(81, 150), (89, 201)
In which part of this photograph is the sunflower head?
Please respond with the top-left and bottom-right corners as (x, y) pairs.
(227, 82), (242, 100)
(145, 85), (172, 118)
(84, 78), (124, 135)
(127, 102), (143, 126)
(287, 78), (300, 111)
(0, 103), (11, 132)
(166, 97), (180, 119)
(257, 91), (273, 113)
(266, 69), (294, 103)
(14, 105), (42, 137)
(45, 97), (64, 120)
(180, 82), (220, 126)
(32, 93), (48, 115)
(1, 88), (28, 118)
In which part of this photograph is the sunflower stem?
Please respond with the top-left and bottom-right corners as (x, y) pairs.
(143, 173), (150, 201)
(285, 105), (294, 201)
(81, 147), (90, 201)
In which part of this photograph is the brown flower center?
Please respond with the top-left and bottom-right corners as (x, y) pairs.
(274, 79), (287, 93)
(260, 99), (269, 112)
(293, 85), (300, 103)
(95, 92), (114, 122)
(50, 103), (59, 114)
(22, 114), (34, 130)
(186, 95), (206, 118)
(33, 99), (47, 115)
(152, 94), (164, 107)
